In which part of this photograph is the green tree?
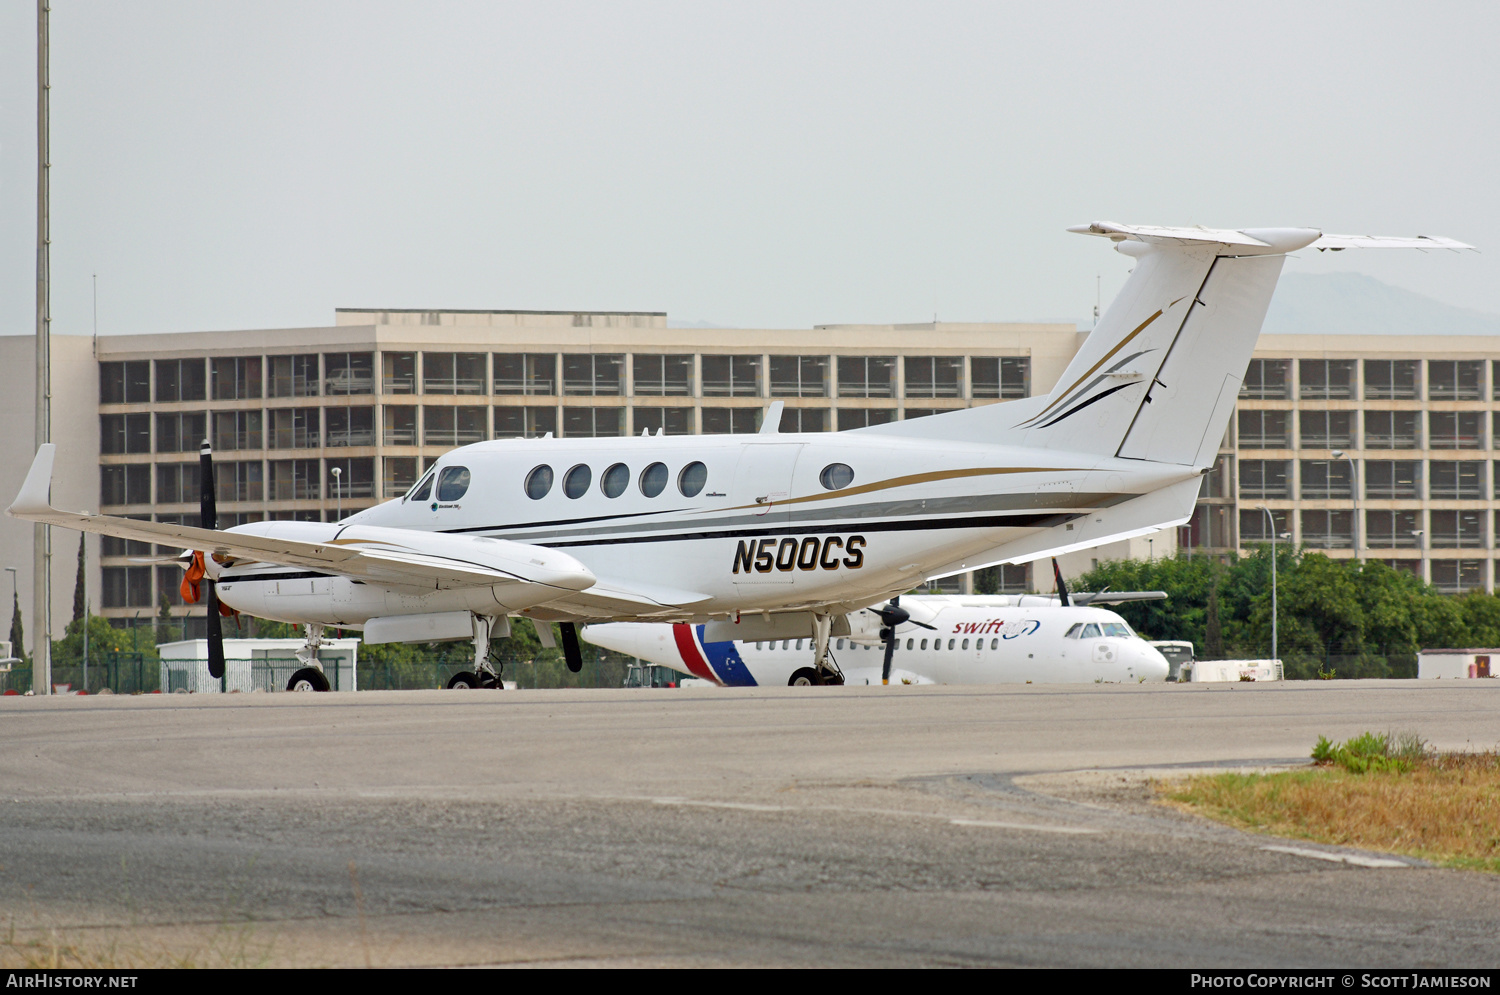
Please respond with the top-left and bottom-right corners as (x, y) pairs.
(8, 588), (26, 664)
(72, 536), (86, 624)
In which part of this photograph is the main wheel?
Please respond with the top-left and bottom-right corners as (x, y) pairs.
(286, 667), (330, 692)
(789, 668), (819, 687)
(447, 671), (480, 690)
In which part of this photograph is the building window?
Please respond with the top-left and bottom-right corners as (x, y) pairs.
(156, 565), (184, 606)
(1431, 412), (1483, 449)
(1366, 510), (1421, 549)
(562, 355), (624, 396)
(324, 352), (374, 395)
(770, 356), (829, 398)
(1200, 454), (1235, 499)
(1239, 460), (1289, 500)
(1431, 510), (1484, 549)
(562, 407), (623, 437)
(383, 406), (417, 446)
(269, 459), (322, 501)
(156, 412), (207, 454)
(268, 354), (320, 398)
(837, 409), (895, 431)
(211, 357), (263, 400)
(383, 457), (418, 498)
(1240, 359), (1291, 400)
(1364, 360), (1420, 400)
(268, 407), (320, 449)
(423, 406), (487, 446)
(1299, 360), (1355, 400)
(633, 407), (693, 435)
(382, 352), (417, 394)
(903, 408), (961, 419)
(1431, 560), (1485, 595)
(633, 355), (693, 396)
(701, 355), (761, 397)
(155, 359), (206, 402)
(1238, 410), (1289, 449)
(1301, 509), (1354, 549)
(779, 407), (828, 433)
(971, 357), (1029, 399)
(100, 464), (151, 507)
(326, 457), (375, 499)
(903, 356), (962, 399)
(212, 410), (263, 451)
(836, 357), (894, 398)
(701, 407), (758, 434)
(1299, 411), (1354, 450)
(494, 406), (557, 439)
(1428, 360), (1483, 401)
(102, 567), (153, 609)
(1430, 461), (1484, 499)
(494, 354), (557, 395)
(1181, 505), (1232, 549)
(1365, 411), (1420, 449)
(218, 461), (264, 502)
(101, 414), (151, 455)
(1365, 461), (1422, 499)
(100, 361), (150, 405)
(155, 462), (201, 505)
(1239, 508), (1290, 542)
(423, 353), (487, 395)
(325, 407), (374, 447)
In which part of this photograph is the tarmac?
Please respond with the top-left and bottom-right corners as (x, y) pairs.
(1, 679), (1498, 968)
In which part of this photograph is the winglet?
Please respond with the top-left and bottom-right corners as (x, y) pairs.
(8, 444), (56, 518)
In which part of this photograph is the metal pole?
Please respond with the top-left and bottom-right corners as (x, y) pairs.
(1333, 450), (1359, 561)
(81, 535), (88, 691)
(33, 0), (52, 695)
(1260, 506), (1277, 662)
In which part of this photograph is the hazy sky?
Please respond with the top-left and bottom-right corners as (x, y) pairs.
(1, 1), (1496, 337)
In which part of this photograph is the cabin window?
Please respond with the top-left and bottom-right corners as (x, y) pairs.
(781, 640), (790, 650)
(906, 639), (914, 650)
(990, 638), (999, 650)
(947, 639), (955, 650)
(563, 464), (592, 499)
(408, 468), (436, 502)
(1064, 623), (1082, 639)
(639, 462), (668, 498)
(920, 639), (928, 650)
(436, 466), (470, 502)
(835, 639), (845, 650)
(601, 463), (629, 498)
(961, 639), (969, 650)
(1081, 624), (1102, 638)
(819, 463), (855, 490)
(678, 461), (708, 497)
(754, 642), (762, 650)
(524, 465), (554, 500)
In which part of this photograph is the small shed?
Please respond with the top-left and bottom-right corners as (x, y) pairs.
(157, 637), (361, 693)
(1417, 649), (1499, 680)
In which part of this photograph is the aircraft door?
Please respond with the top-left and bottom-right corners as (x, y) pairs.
(732, 443), (803, 526)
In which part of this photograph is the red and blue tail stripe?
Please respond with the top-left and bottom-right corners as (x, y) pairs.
(670, 623), (758, 687)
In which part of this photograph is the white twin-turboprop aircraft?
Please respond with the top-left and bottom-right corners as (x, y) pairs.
(8, 222), (1471, 689)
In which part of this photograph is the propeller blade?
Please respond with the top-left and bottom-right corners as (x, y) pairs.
(560, 621), (583, 673)
(880, 626), (895, 685)
(1052, 557), (1070, 608)
(200, 441), (224, 679)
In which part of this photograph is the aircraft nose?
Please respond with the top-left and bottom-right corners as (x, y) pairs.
(1137, 643), (1170, 681)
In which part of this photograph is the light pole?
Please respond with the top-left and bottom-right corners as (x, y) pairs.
(1332, 450), (1359, 560)
(1258, 506), (1291, 662)
(1412, 529), (1425, 584)
(331, 466), (343, 521)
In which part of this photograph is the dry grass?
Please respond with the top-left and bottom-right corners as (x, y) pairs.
(1161, 752), (1500, 873)
(0, 921), (277, 969)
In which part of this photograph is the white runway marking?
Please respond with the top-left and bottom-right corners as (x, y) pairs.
(949, 818), (1101, 834)
(1261, 844), (1410, 868)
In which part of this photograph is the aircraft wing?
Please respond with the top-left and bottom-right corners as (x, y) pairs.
(7, 445), (595, 594)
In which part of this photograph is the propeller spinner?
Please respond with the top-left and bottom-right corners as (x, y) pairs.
(875, 596), (936, 685)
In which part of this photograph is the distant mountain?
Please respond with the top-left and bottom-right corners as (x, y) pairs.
(1263, 272), (1500, 337)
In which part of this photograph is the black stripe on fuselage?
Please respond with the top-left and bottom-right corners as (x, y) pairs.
(218, 570), (335, 584)
(533, 511), (1079, 548)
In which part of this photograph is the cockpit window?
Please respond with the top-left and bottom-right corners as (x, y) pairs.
(436, 466), (470, 502)
(407, 468), (436, 502)
(1101, 622), (1132, 638)
(1081, 623), (1102, 638)
(1064, 623), (1082, 639)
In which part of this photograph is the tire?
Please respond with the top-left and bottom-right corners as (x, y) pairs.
(447, 671), (480, 690)
(286, 667), (330, 692)
(789, 668), (819, 687)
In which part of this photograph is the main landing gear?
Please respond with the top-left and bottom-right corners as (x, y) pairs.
(286, 623), (332, 692)
(788, 614), (845, 686)
(447, 614), (510, 690)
